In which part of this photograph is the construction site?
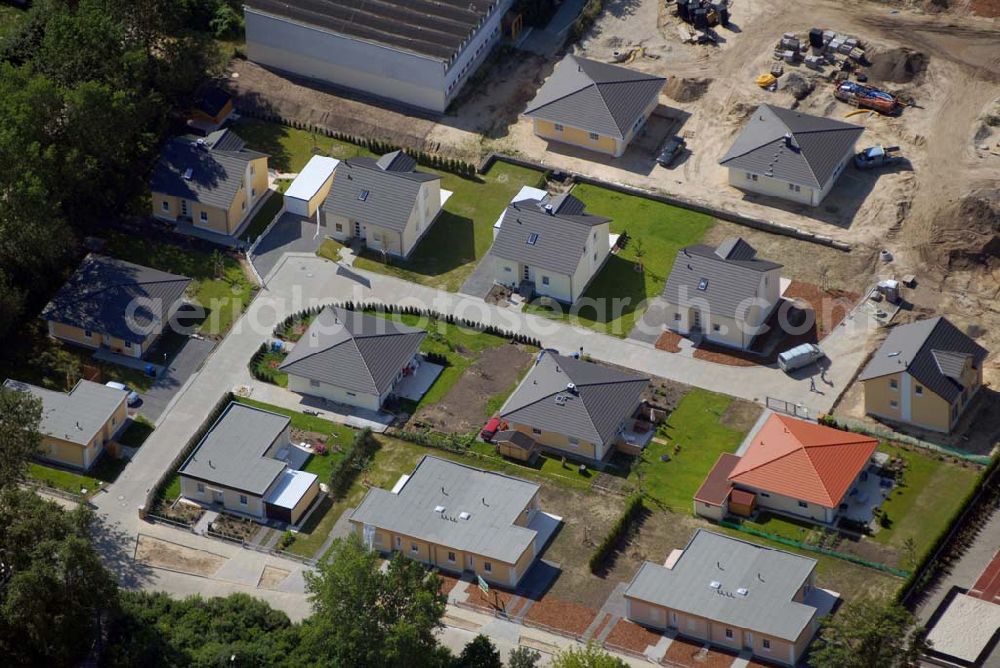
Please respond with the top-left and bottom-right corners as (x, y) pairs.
(224, 0), (999, 394)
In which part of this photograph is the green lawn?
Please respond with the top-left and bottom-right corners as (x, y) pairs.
(118, 416), (155, 448)
(629, 389), (753, 512)
(233, 118), (375, 172)
(316, 239), (345, 262)
(871, 444), (981, 566)
(240, 190), (283, 242)
(29, 457), (128, 498)
(159, 473), (182, 504)
(524, 184), (716, 337)
(105, 232), (255, 337)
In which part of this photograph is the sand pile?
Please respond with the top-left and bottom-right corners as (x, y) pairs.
(867, 48), (929, 84)
(664, 76), (712, 102)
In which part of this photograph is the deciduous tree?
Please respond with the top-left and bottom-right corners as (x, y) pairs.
(0, 386), (42, 492)
(810, 598), (928, 668)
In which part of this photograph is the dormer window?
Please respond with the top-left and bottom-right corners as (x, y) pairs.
(697, 278), (709, 291)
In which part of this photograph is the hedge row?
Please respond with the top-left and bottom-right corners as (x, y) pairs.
(249, 342), (279, 384)
(388, 428), (470, 455)
(275, 302), (543, 349)
(239, 107), (478, 177)
(328, 428), (380, 499)
(898, 453), (1000, 604)
(274, 305), (323, 340)
(589, 493), (644, 574)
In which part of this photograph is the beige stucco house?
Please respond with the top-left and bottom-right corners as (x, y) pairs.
(660, 237), (782, 350)
(321, 151), (442, 258)
(625, 530), (834, 666)
(179, 403), (320, 525)
(524, 55), (666, 158)
(498, 351), (650, 462)
(40, 254), (191, 359)
(3, 379), (128, 471)
(350, 456), (560, 587)
(859, 316), (988, 433)
(151, 129), (269, 239)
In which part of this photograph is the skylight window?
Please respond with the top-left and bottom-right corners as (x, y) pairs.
(358, 190), (369, 201)
(182, 168), (193, 180)
(527, 233), (539, 245)
(697, 278), (709, 291)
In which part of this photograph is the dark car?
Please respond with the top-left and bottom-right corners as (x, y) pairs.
(656, 136), (686, 167)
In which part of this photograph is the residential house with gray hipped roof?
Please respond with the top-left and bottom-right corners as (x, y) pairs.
(179, 402), (320, 525)
(489, 192), (611, 303)
(720, 104), (864, 206)
(322, 151), (443, 258)
(3, 378), (128, 471)
(524, 55), (666, 158)
(859, 316), (989, 433)
(499, 351), (650, 462)
(279, 306), (426, 411)
(350, 456), (559, 587)
(625, 529), (835, 666)
(660, 237), (782, 350)
(41, 254), (192, 359)
(151, 129), (270, 238)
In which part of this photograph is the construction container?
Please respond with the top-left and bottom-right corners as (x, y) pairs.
(808, 28), (824, 48)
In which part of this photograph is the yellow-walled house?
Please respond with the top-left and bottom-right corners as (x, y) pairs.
(523, 55), (666, 158)
(498, 351), (650, 463)
(150, 129), (269, 240)
(321, 150), (443, 259)
(40, 254), (191, 359)
(349, 456), (561, 588)
(859, 316), (988, 433)
(625, 530), (836, 667)
(3, 378), (129, 471)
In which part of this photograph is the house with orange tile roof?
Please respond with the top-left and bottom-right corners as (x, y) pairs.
(695, 414), (881, 525)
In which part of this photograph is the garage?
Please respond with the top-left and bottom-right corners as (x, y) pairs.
(284, 155), (338, 218)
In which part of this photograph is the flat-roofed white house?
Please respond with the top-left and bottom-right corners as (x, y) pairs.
(488, 192), (611, 304)
(350, 455), (561, 587)
(660, 237), (782, 350)
(321, 151), (443, 258)
(179, 402), (320, 525)
(279, 306), (426, 411)
(284, 155), (339, 218)
(625, 530), (836, 666)
(719, 104), (863, 207)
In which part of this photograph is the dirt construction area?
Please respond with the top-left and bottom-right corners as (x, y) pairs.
(134, 534), (226, 577)
(226, 0), (999, 397)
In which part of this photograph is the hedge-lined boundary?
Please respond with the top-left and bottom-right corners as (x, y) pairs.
(328, 428), (380, 499)
(589, 494), (644, 574)
(238, 107), (478, 177)
(249, 342), (278, 384)
(142, 391), (234, 515)
(819, 413), (992, 465)
(898, 454), (1000, 605)
(274, 302), (543, 349)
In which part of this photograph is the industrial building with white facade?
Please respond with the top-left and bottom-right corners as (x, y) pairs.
(244, 0), (515, 112)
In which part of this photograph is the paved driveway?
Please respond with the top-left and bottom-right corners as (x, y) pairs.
(251, 212), (325, 281)
(458, 254), (496, 298)
(136, 337), (215, 422)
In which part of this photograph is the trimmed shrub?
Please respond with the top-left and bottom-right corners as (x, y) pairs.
(588, 494), (644, 574)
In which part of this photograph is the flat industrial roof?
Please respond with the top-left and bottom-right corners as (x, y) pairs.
(925, 593), (1000, 665)
(284, 155), (339, 202)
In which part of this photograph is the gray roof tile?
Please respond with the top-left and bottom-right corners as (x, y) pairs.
(150, 130), (267, 210)
(179, 402), (289, 495)
(40, 254), (192, 344)
(859, 316), (988, 402)
(625, 529), (819, 641)
(3, 379), (127, 446)
(279, 307), (425, 396)
(322, 152), (438, 234)
(524, 55), (666, 139)
(719, 105), (864, 188)
(488, 194), (609, 276)
(661, 238), (781, 320)
(500, 352), (648, 446)
(350, 456), (540, 564)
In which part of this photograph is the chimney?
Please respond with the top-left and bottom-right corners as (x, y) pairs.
(544, 204), (554, 215)
(784, 133), (796, 149)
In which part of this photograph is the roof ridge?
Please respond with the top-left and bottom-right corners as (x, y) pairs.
(349, 338), (380, 392)
(590, 82), (625, 138)
(799, 446), (838, 504)
(731, 447), (802, 478)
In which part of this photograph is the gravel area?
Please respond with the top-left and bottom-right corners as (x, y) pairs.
(523, 596), (598, 636)
(655, 331), (682, 353)
(662, 636), (736, 668)
(604, 619), (663, 655)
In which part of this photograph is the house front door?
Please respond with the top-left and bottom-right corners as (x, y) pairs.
(180, 200), (189, 218)
(465, 555), (474, 571)
(744, 631), (754, 650)
(212, 490), (224, 505)
(522, 265), (530, 281)
(692, 309), (702, 330)
(354, 221), (364, 239)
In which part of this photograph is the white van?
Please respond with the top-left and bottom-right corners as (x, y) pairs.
(777, 343), (824, 373)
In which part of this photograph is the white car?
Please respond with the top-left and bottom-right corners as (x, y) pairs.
(105, 381), (140, 407)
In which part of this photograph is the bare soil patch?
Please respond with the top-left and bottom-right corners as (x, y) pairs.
(415, 344), (534, 432)
(783, 281), (861, 340)
(642, 375), (690, 412)
(258, 565), (290, 589)
(662, 636), (737, 668)
(605, 618), (664, 654)
(135, 535), (226, 576)
(719, 398), (764, 432)
(209, 513), (258, 542)
(655, 330), (682, 353)
(159, 501), (205, 526)
(866, 47), (929, 84)
(664, 76), (712, 103)
(692, 345), (759, 367)
(523, 596), (598, 636)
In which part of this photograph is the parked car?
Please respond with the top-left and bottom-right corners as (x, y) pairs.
(777, 343), (825, 373)
(105, 381), (140, 407)
(656, 136), (686, 167)
(480, 417), (501, 442)
(853, 145), (902, 170)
